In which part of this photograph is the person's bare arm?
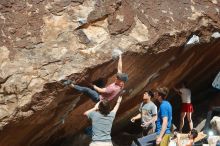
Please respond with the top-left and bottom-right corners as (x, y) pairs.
(173, 87), (181, 95)
(93, 85), (107, 93)
(156, 117), (168, 144)
(148, 114), (157, 124)
(173, 87), (179, 92)
(141, 114), (157, 127)
(112, 96), (122, 113)
(141, 115), (157, 127)
(159, 117), (168, 137)
(131, 113), (141, 122)
(118, 55), (122, 74)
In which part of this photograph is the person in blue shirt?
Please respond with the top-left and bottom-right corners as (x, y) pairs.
(154, 87), (172, 146)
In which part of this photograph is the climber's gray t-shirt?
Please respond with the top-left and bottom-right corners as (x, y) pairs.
(87, 111), (116, 141)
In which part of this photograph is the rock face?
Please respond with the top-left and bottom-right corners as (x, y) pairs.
(0, 0), (220, 146)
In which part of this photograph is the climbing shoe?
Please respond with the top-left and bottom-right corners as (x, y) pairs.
(61, 79), (73, 85)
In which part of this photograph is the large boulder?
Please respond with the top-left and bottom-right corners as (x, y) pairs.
(0, 0), (220, 145)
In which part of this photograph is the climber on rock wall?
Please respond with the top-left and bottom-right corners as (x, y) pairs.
(62, 53), (128, 103)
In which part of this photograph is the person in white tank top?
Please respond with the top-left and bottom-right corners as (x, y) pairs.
(174, 82), (194, 133)
(179, 88), (191, 103)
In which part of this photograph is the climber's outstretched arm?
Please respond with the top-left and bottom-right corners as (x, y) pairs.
(118, 55), (122, 74)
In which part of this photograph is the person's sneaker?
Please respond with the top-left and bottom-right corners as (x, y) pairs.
(61, 79), (73, 85)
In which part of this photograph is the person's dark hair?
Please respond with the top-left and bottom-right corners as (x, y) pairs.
(156, 87), (169, 100)
(98, 100), (110, 116)
(190, 129), (198, 139)
(116, 73), (128, 82)
(145, 90), (154, 98)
